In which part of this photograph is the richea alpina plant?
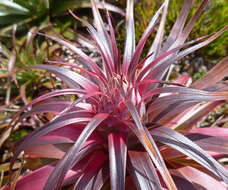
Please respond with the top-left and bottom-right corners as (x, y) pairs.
(3, 0), (228, 189)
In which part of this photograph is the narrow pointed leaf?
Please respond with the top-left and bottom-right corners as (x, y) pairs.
(69, 10), (114, 77)
(162, 0), (193, 51)
(138, 34), (211, 82)
(128, 150), (163, 190)
(189, 128), (228, 138)
(3, 164), (56, 190)
(146, 0), (169, 60)
(126, 102), (177, 190)
(20, 102), (71, 119)
(106, 10), (119, 73)
(150, 126), (228, 183)
(173, 0), (208, 47)
(2, 163), (84, 190)
(151, 25), (228, 80)
(170, 169), (197, 190)
(90, 0), (112, 53)
(30, 64), (99, 91)
(0, 0), (28, 15)
(90, 0), (115, 72)
(129, 2), (165, 73)
(25, 144), (66, 159)
(37, 33), (105, 78)
(47, 60), (107, 88)
(185, 132), (228, 155)
(74, 150), (108, 190)
(191, 56), (228, 90)
(147, 90), (228, 116)
(178, 166), (228, 190)
(108, 133), (127, 190)
(12, 111), (93, 166)
(123, 0), (135, 74)
(173, 100), (224, 130)
(43, 113), (109, 190)
(10, 88), (86, 128)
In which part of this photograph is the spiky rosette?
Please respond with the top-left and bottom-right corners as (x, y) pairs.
(4, 0), (228, 189)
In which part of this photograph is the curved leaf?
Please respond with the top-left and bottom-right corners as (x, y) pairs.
(129, 1), (165, 74)
(126, 102), (177, 190)
(150, 125), (228, 183)
(127, 150), (163, 190)
(185, 132), (228, 155)
(191, 56), (228, 90)
(30, 64), (99, 91)
(12, 111), (93, 167)
(0, 0), (28, 16)
(43, 113), (109, 190)
(145, 0), (169, 61)
(162, 0), (193, 51)
(178, 166), (228, 190)
(37, 33), (105, 79)
(73, 150), (108, 190)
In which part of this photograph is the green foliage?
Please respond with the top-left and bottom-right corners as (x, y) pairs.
(11, 128), (33, 141)
(187, 0), (228, 61)
(0, 29), (67, 107)
(193, 68), (206, 80)
(0, 0), (92, 38)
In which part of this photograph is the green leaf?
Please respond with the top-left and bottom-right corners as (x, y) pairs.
(0, 0), (28, 16)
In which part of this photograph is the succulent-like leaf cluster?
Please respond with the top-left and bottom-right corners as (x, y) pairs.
(4, 0), (228, 189)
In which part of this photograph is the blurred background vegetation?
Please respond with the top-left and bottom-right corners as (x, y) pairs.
(0, 0), (227, 187)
